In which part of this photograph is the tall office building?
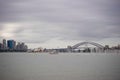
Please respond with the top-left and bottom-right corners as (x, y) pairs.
(7, 40), (16, 50)
(0, 43), (3, 50)
(3, 39), (6, 49)
(15, 42), (28, 51)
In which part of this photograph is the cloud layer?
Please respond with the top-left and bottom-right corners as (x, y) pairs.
(0, 0), (120, 48)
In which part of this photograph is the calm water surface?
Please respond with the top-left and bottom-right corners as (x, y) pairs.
(0, 53), (120, 80)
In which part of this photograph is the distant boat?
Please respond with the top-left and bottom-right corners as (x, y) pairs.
(49, 50), (58, 54)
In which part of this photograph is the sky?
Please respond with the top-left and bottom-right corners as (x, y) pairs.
(0, 0), (120, 48)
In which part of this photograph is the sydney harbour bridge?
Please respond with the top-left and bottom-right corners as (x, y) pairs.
(66, 41), (104, 52)
(72, 42), (104, 49)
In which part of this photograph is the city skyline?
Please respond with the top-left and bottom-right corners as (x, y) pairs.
(0, 0), (120, 48)
(0, 39), (28, 52)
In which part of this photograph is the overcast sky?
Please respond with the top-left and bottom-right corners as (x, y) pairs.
(0, 0), (120, 48)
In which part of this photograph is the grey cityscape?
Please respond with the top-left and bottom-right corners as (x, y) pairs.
(0, 39), (120, 53)
(0, 0), (120, 80)
(0, 39), (28, 52)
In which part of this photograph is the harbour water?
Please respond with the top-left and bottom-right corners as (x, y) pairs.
(0, 53), (120, 80)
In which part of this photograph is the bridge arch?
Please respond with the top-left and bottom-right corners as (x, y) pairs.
(72, 42), (104, 49)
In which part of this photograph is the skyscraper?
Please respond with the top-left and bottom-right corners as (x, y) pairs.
(7, 40), (16, 50)
(3, 39), (6, 50)
(0, 43), (3, 50)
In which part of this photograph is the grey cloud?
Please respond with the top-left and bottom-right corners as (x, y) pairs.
(0, 0), (120, 45)
(0, 25), (3, 30)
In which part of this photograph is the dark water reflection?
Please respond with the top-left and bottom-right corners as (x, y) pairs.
(0, 53), (120, 80)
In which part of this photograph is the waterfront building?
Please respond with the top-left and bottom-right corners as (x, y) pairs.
(0, 39), (28, 52)
(24, 45), (28, 51)
(7, 40), (16, 50)
(16, 42), (28, 51)
(0, 43), (3, 50)
(16, 42), (20, 50)
(3, 39), (7, 50)
(21, 43), (25, 50)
